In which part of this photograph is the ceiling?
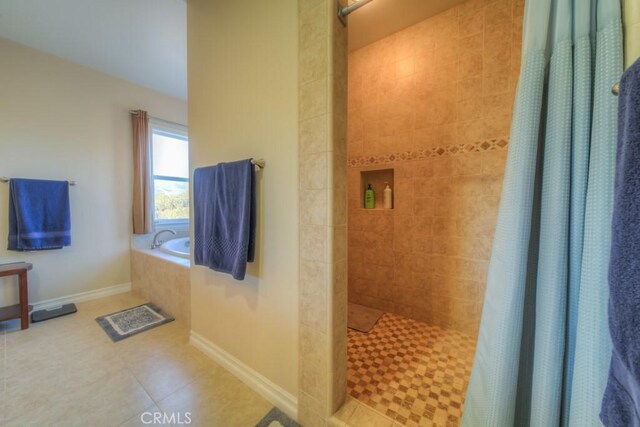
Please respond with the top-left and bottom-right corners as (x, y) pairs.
(347, 0), (468, 51)
(0, 0), (187, 100)
(0, 0), (465, 99)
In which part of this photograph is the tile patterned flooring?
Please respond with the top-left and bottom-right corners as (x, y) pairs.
(347, 313), (477, 426)
(0, 292), (271, 427)
(0, 292), (476, 427)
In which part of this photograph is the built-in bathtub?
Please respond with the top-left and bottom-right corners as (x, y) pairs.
(131, 235), (191, 326)
(158, 237), (190, 259)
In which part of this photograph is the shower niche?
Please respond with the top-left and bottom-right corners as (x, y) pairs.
(360, 168), (394, 210)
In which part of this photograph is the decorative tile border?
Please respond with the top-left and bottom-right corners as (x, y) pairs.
(348, 137), (509, 168)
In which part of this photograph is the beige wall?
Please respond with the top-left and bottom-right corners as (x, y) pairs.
(624, 0), (640, 68)
(0, 38), (187, 306)
(187, 0), (299, 400)
(347, 0), (523, 336)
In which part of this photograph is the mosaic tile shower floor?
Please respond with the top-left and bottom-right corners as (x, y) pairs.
(347, 313), (477, 426)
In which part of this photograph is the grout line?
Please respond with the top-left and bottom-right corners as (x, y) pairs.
(124, 361), (161, 407)
(117, 402), (159, 427)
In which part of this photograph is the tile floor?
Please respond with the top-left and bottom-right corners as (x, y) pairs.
(0, 292), (474, 427)
(0, 292), (272, 427)
(346, 313), (477, 426)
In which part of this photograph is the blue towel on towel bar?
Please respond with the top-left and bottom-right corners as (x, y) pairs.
(193, 159), (256, 280)
(8, 178), (71, 251)
(601, 58), (640, 427)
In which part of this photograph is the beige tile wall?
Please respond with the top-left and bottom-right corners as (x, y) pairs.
(347, 0), (524, 336)
(131, 250), (190, 328)
(298, 0), (348, 425)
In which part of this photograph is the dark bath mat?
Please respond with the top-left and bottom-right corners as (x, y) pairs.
(348, 303), (384, 332)
(95, 303), (173, 342)
(255, 407), (300, 427)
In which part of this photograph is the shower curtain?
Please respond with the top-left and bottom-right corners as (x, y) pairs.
(462, 0), (623, 426)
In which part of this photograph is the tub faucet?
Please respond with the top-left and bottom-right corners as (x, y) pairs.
(151, 229), (176, 249)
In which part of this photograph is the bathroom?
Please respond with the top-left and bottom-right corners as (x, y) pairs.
(0, 0), (639, 426)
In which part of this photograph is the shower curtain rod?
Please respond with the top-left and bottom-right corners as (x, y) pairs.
(337, 0), (373, 26)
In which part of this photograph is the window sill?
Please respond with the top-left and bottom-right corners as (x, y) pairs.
(154, 222), (190, 232)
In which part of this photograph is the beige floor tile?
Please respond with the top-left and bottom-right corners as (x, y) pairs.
(330, 397), (360, 426)
(3, 312), (87, 347)
(119, 404), (172, 427)
(0, 292), (274, 427)
(74, 293), (148, 320)
(126, 344), (216, 401)
(5, 324), (111, 375)
(347, 404), (395, 427)
(5, 368), (154, 427)
(3, 343), (126, 422)
(157, 368), (271, 427)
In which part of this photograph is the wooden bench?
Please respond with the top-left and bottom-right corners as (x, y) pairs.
(0, 262), (33, 330)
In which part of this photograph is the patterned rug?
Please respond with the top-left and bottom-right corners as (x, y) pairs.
(95, 303), (174, 342)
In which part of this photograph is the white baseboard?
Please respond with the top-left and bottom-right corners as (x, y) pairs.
(190, 330), (298, 421)
(31, 282), (132, 311)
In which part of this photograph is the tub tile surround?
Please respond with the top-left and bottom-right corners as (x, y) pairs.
(298, 0), (349, 425)
(131, 249), (190, 328)
(347, 0), (524, 336)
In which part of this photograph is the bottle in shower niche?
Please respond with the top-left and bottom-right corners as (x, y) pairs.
(383, 182), (393, 209)
(364, 183), (375, 209)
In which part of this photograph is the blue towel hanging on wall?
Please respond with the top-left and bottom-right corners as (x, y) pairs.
(8, 178), (71, 251)
(601, 58), (640, 426)
(193, 159), (256, 280)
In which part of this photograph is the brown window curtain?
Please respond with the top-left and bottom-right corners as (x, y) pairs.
(131, 110), (152, 234)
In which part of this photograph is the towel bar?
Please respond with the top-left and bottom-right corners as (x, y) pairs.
(251, 159), (265, 169)
(1, 177), (77, 186)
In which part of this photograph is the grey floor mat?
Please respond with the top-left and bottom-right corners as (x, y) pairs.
(255, 407), (299, 427)
(348, 303), (384, 332)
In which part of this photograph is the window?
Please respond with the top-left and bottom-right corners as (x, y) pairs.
(150, 120), (189, 226)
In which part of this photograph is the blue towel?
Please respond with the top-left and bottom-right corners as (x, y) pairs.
(8, 178), (71, 251)
(193, 159), (256, 280)
(601, 58), (640, 427)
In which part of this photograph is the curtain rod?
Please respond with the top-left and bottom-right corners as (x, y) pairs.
(129, 110), (187, 128)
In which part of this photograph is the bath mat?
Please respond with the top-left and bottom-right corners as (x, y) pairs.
(255, 407), (300, 427)
(348, 303), (384, 333)
(95, 303), (173, 342)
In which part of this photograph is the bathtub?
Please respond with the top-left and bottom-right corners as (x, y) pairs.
(159, 237), (190, 259)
